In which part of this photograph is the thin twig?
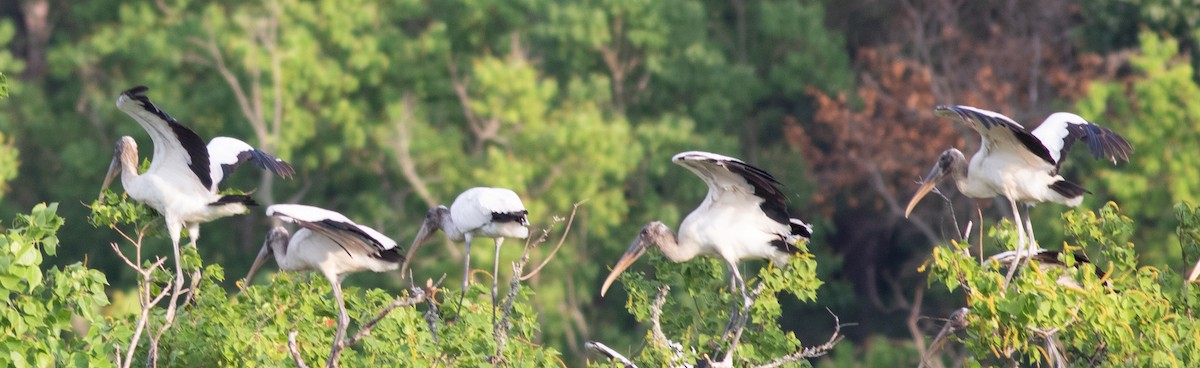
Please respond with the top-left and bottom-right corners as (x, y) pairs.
(521, 200), (588, 280)
(110, 238), (171, 368)
(753, 309), (848, 368)
(288, 331), (311, 368)
(920, 307), (969, 368)
(339, 288), (429, 348)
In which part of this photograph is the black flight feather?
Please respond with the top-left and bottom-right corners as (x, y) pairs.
(492, 210), (530, 226)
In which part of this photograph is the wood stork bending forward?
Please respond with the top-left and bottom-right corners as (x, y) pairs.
(904, 105), (1131, 268)
(101, 86), (294, 313)
(400, 187), (530, 321)
(599, 151), (813, 305)
(244, 204), (403, 350)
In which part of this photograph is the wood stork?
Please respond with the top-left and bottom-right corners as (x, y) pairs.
(244, 204), (403, 350)
(100, 86), (294, 305)
(988, 249), (1111, 289)
(904, 105), (1131, 275)
(599, 151), (813, 305)
(399, 187), (530, 322)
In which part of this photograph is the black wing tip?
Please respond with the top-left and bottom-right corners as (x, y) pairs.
(212, 194), (258, 207)
(251, 149), (297, 178)
(492, 210), (530, 226)
(372, 248), (405, 263)
(1049, 180), (1089, 199)
(121, 85), (150, 97)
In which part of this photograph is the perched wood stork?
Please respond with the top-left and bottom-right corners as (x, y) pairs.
(599, 151), (813, 304)
(400, 187), (530, 321)
(989, 249), (1111, 289)
(100, 86), (294, 298)
(244, 204), (403, 348)
(904, 105), (1131, 272)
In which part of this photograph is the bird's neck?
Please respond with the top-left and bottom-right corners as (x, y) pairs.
(120, 156), (141, 188)
(437, 212), (466, 241)
(658, 233), (700, 263)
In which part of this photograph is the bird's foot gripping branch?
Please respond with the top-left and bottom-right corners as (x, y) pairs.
(923, 201), (1200, 367)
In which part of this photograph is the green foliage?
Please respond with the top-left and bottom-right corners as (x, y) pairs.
(602, 240), (825, 366)
(131, 266), (562, 367)
(1076, 32), (1200, 264)
(88, 189), (161, 233)
(0, 203), (114, 367)
(927, 202), (1200, 367)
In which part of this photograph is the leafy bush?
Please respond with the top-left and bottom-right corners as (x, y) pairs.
(926, 202), (1200, 367)
(0, 203), (114, 367)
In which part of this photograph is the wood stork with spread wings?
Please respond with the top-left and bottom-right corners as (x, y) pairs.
(400, 187), (530, 322)
(244, 204), (403, 350)
(599, 151), (813, 304)
(904, 105), (1131, 266)
(100, 86), (294, 308)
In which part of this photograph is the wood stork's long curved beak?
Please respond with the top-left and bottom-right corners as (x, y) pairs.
(399, 217), (439, 278)
(600, 236), (649, 297)
(244, 227), (286, 286)
(905, 165), (946, 218)
(99, 154), (121, 201)
(243, 242), (273, 286)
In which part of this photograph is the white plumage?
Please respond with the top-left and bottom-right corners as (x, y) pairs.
(100, 86), (294, 317)
(400, 187), (530, 321)
(244, 204), (403, 352)
(905, 105), (1131, 260)
(599, 151), (813, 303)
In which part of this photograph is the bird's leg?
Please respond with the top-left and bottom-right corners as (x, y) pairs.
(452, 235), (473, 322)
(1003, 198), (1027, 286)
(729, 263), (752, 309)
(492, 237), (504, 331)
(327, 277), (350, 364)
(1024, 204), (1040, 252)
(164, 221), (184, 323)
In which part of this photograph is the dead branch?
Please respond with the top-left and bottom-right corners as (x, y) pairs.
(447, 58), (502, 153)
(496, 220), (559, 362)
(288, 331), (311, 368)
(388, 94), (438, 208)
(109, 238), (171, 368)
(316, 287), (431, 368)
(649, 286), (686, 365)
(521, 200), (588, 280)
(753, 309), (848, 368)
(341, 288), (429, 348)
(920, 307), (969, 368)
(585, 341), (637, 368)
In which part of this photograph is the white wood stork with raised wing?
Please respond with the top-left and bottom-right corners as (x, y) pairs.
(100, 86), (294, 315)
(400, 187), (530, 321)
(599, 151), (813, 304)
(904, 105), (1132, 268)
(244, 204), (403, 350)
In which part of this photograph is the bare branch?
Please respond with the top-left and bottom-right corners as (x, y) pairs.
(111, 238), (171, 368)
(288, 331), (311, 368)
(649, 286), (686, 365)
(920, 307), (969, 368)
(521, 200), (588, 280)
(585, 341), (638, 368)
(346, 289), (428, 349)
(753, 309), (847, 368)
(387, 93), (437, 208)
